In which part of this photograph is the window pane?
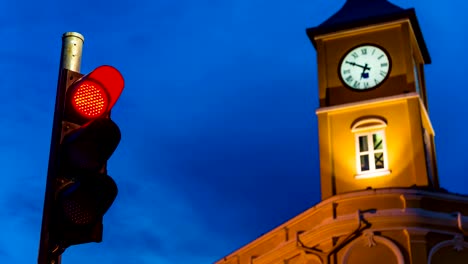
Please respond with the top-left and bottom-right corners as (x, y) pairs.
(375, 153), (384, 169)
(359, 136), (368, 152)
(360, 155), (369, 171)
(373, 133), (383, 150)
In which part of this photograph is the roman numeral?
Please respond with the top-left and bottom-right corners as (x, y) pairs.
(378, 54), (384, 60)
(351, 52), (358, 59)
(346, 75), (353, 83)
(343, 69), (350, 74)
(372, 49), (376, 55)
(380, 62), (388, 67)
(353, 81), (361, 88)
(380, 70), (387, 77)
(361, 48), (367, 55)
(364, 82), (369, 88)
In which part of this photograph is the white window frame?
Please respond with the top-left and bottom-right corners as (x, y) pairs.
(352, 118), (390, 179)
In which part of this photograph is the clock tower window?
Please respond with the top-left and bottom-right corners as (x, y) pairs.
(352, 118), (390, 178)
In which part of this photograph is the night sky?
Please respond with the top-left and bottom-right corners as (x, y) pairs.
(2, 0), (468, 263)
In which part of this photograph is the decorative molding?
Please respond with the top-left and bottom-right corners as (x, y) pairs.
(457, 212), (467, 235)
(351, 117), (387, 133)
(428, 234), (468, 264)
(316, 92), (419, 115)
(303, 207), (462, 241)
(313, 19), (411, 42)
(355, 169), (391, 179)
(399, 194), (407, 212)
(363, 230), (377, 247)
(342, 234), (404, 264)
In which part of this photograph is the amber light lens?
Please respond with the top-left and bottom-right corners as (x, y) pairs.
(71, 81), (109, 118)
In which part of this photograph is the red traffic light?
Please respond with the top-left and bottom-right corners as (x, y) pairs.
(68, 66), (124, 119)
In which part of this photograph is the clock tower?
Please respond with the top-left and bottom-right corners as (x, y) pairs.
(306, 0), (438, 199)
(216, 1), (468, 263)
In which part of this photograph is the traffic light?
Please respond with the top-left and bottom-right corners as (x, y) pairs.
(50, 65), (124, 255)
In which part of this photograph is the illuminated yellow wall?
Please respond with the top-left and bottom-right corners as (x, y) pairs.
(317, 94), (434, 199)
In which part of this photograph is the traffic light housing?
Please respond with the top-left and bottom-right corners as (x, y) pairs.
(49, 66), (124, 255)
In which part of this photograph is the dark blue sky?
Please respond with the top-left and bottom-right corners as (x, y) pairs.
(3, 0), (468, 263)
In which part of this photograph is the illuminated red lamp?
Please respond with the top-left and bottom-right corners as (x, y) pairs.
(68, 65), (124, 121)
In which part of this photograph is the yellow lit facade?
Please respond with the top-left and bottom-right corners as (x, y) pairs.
(215, 1), (468, 263)
(317, 93), (436, 198)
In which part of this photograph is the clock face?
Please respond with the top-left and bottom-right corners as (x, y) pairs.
(339, 44), (391, 90)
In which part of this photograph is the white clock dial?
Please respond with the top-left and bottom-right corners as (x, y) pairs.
(339, 44), (391, 90)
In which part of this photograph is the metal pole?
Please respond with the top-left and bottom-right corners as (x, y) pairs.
(60, 32), (84, 72)
(38, 32), (84, 264)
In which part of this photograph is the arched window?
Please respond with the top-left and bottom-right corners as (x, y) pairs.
(351, 118), (390, 179)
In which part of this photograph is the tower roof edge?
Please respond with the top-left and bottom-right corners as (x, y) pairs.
(306, 1), (431, 64)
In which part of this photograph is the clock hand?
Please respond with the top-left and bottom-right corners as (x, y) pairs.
(345, 61), (369, 69)
(346, 61), (364, 68)
(360, 63), (371, 79)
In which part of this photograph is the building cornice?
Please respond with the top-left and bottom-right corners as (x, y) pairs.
(216, 188), (468, 263)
